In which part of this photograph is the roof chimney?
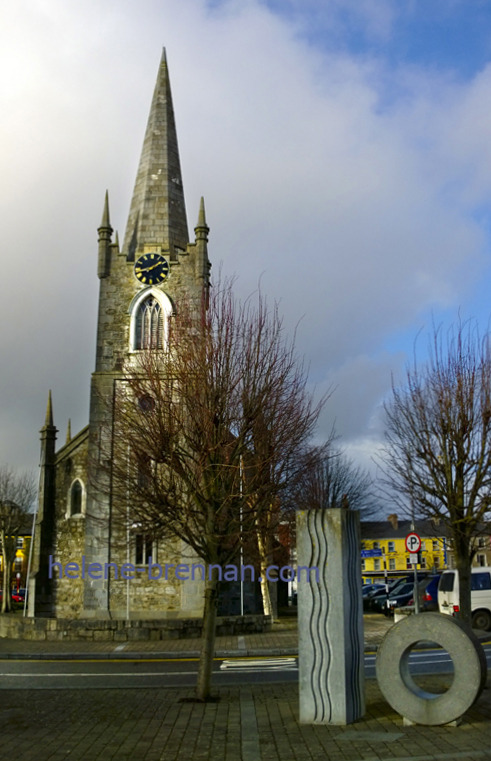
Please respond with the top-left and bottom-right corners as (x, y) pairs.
(387, 513), (398, 529)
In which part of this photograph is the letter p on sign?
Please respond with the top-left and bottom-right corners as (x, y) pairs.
(405, 532), (421, 553)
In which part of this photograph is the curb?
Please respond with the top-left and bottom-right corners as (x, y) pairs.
(0, 648), (299, 661)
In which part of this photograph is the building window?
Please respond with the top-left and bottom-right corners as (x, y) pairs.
(420, 555), (427, 568)
(361, 559), (365, 571)
(70, 480), (83, 515)
(389, 558), (396, 570)
(433, 556), (440, 569)
(67, 479), (85, 519)
(420, 541), (426, 551)
(135, 534), (155, 566)
(374, 558), (381, 571)
(406, 556), (412, 569)
(478, 537), (486, 548)
(136, 452), (152, 490)
(16, 537), (23, 549)
(432, 540), (438, 551)
(388, 541), (395, 553)
(134, 297), (164, 349)
(478, 554), (486, 567)
(129, 289), (174, 352)
(373, 542), (380, 550)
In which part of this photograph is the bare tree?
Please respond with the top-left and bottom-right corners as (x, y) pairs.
(240, 324), (328, 618)
(294, 443), (378, 516)
(0, 466), (36, 613)
(381, 321), (491, 626)
(105, 280), (324, 699)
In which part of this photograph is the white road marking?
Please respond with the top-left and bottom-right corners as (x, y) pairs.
(220, 658), (297, 671)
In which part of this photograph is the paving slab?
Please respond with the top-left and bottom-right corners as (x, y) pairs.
(0, 678), (490, 761)
(0, 615), (490, 760)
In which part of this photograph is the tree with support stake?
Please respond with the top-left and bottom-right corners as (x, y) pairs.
(102, 280), (325, 701)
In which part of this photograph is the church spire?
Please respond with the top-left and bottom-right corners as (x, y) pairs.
(122, 49), (189, 261)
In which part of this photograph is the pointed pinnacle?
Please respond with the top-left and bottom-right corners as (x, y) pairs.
(195, 196), (209, 243)
(66, 419), (72, 445)
(45, 390), (54, 428)
(100, 190), (112, 230)
(196, 197), (207, 228)
(161, 47), (167, 65)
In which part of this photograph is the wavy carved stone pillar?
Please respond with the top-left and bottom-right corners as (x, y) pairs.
(297, 508), (365, 725)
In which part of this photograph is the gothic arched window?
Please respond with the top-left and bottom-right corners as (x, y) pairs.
(70, 480), (83, 515)
(129, 289), (173, 352)
(134, 296), (164, 349)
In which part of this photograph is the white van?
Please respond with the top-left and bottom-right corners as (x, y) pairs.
(438, 567), (491, 631)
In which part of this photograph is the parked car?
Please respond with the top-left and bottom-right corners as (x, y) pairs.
(421, 575), (441, 612)
(438, 567), (491, 631)
(385, 582), (416, 615)
(0, 588), (26, 603)
(366, 579), (406, 612)
(362, 583), (385, 599)
(385, 576), (435, 616)
(363, 585), (389, 611)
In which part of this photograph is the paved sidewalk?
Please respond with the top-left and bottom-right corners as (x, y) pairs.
(0, 615), (490, 761)
(1, 678), (491, 760)
(0, 614), (392, 658)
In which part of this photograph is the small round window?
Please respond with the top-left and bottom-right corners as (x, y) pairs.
(138, 395), (155, 413)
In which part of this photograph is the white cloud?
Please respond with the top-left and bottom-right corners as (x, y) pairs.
(1, 0), (491, 473)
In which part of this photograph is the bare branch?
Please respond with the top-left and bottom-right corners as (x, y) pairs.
(379, 319), (491, 624)
(94, 278), (326, 697)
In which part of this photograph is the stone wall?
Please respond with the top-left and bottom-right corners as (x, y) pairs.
(51, 428), (89, 618)
(0, 614), (271, 642)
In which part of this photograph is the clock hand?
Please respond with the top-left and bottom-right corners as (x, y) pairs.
(140, 261), (163, 272)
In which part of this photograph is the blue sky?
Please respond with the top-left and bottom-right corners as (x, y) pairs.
(267, 0), (491, 78)
(2, 0), (491, 477)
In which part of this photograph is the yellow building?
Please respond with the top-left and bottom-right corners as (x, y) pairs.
(361, 518), (447, 583)
(0, 518), (32, 591)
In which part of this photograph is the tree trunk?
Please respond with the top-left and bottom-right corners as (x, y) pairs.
(257, 529), (273, 618)
(455, 550), (472, 627)
(259, 560), (273, 618)
(196, 566), (220, 701)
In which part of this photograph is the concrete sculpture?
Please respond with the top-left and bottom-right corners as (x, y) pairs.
(297, 508), (365, 725)
(376, 612), (487, 725)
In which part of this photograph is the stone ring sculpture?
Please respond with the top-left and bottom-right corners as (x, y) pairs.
(376, 612), (487, 725)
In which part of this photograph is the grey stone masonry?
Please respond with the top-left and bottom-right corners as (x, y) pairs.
(122, 48), (189, 261)
(83, 49), (211, 618)
(33, 51), (211, 621)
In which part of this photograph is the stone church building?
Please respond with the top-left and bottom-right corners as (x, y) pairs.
(29, 51), (211, 620)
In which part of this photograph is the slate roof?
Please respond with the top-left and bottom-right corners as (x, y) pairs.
(361, 519), (449, 540)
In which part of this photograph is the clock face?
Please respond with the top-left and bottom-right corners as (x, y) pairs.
(134, 253), (169, 285)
